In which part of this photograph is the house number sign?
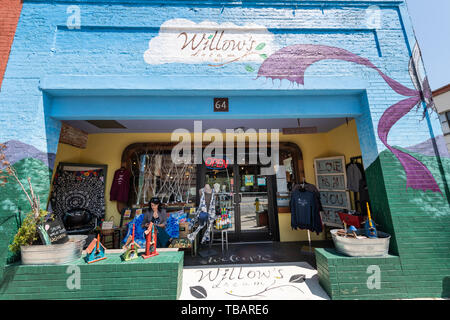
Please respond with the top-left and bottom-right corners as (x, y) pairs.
(214, 98), (229, 112)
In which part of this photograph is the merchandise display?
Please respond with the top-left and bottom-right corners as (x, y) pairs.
(346, 156), (370, 214)
(166, 210), (188, 239)
(122, 224), (140, 261)
(50, 167), (106, 232)
(85, 234), (107, 264)
(187, 185), (216, 244)
(142, 222), (159, 259)
(214, 208), (232, 230)
(168, 238), (192, 249)
(121, 213), (147, 248)
(290, 181), (323, 235)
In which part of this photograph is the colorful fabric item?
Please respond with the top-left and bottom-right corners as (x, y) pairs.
(121, 213), (147, 248)
(110, 168), (131, 202)
(188, 188), (216, 244)
(166, 211), (187, 239)
(50, 169), (105, 220)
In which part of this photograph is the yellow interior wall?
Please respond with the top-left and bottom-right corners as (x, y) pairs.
(51, 143), (83, 173)
(325, 120), (362, 161)
(52, 120), (361, 240)
(277, 120), (361, 241)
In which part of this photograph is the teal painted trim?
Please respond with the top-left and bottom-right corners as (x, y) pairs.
(43, 75), (366, 120)
(49, 94), (363, 120)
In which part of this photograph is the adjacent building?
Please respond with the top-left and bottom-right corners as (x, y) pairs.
(433, 84), (450, 152)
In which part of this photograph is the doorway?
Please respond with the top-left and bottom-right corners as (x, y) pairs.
(200, 153), (278, 243)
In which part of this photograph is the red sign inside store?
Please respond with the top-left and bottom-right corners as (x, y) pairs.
(205, 157), (229, 169)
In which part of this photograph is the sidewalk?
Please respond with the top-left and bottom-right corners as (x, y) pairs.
(179, 262), (330, 300)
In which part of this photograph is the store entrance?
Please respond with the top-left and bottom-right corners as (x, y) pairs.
(200, 157), (277, 243)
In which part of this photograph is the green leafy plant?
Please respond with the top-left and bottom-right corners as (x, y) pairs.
(9, 210), (49, 253)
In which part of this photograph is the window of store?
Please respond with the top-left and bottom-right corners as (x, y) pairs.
(122, 142), (303, 242)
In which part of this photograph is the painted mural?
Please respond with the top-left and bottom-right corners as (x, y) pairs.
(143, 18), (447, 195)
(255, 43), (446, 194)
(0, 141), (53, 267)
(144, 19), (276, 67)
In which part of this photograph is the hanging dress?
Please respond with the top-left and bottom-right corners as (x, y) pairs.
(187, 188), (216, 244)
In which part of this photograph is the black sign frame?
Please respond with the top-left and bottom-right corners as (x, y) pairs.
(213, 98), (229, 112)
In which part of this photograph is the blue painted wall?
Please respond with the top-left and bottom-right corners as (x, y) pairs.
(0, 0), (446, 165)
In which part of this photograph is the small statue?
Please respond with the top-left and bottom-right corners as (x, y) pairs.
(142, 222), (159, 259)
(86, 233), (107, 264)
(122, 223), (140, 261)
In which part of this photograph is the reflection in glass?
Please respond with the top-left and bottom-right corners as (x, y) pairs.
(239, 165), (269, 232)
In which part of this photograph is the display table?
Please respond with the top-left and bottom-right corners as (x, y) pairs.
(0, 251), (184, 300)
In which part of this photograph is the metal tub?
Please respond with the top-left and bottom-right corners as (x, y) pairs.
(330, 229), (391, 257)
(20, 235), (88, 265)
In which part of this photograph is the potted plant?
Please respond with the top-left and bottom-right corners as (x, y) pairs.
(0, 144), (86, 264)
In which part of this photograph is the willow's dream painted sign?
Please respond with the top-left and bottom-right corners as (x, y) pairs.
(144, 19), (276, 66)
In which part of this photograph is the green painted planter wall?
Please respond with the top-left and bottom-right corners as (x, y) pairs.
(316, 147), (450, 300)
(0, 251), (184, 300)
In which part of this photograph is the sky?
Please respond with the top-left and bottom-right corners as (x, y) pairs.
(405, 0), (450, 91)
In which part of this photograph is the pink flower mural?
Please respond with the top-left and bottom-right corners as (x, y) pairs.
(256, 44), (441, 194)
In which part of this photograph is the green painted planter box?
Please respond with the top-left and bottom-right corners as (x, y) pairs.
(0, 251), (184, 300)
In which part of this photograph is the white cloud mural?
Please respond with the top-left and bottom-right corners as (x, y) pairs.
(143, 19), (276, 66)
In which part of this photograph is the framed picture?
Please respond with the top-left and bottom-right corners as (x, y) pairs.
(244, 175), (254, 186)
(257, 177), (267, 186)
(314, 156), (350, 227)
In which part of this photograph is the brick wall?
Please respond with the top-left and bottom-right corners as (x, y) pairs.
(0, 252), (184, 300)
(0, 0), (22, 89)
(316, 248), (408, 300)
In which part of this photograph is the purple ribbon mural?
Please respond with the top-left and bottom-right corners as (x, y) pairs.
(257, 44), (441, 194)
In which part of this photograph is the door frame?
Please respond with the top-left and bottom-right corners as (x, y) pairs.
(231, 163), (275, 242)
